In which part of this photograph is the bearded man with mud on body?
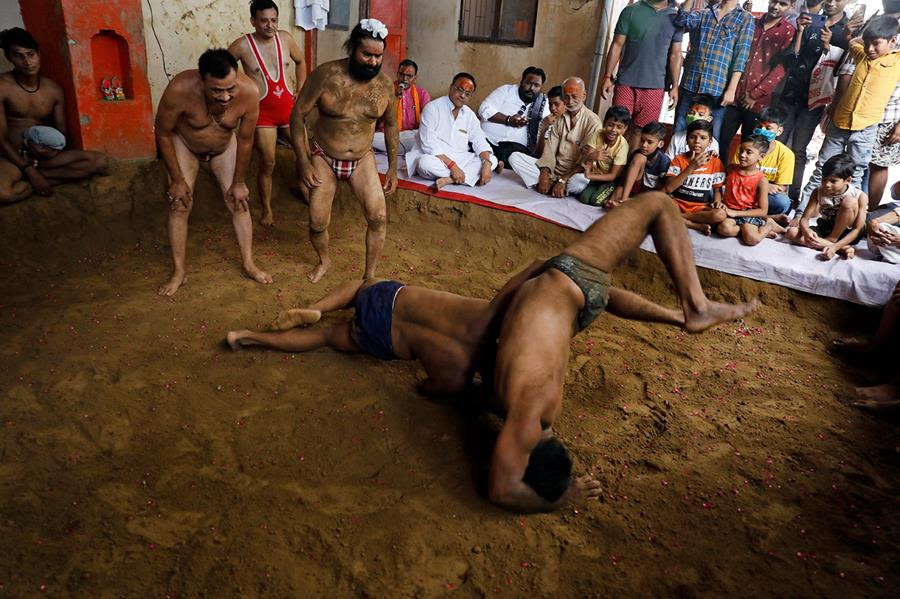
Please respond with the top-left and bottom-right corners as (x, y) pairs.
(155, 49), (272, 297)
(290, 19), (399, 284)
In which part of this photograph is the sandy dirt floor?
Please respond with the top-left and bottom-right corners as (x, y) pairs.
(1, 155), (898, 597)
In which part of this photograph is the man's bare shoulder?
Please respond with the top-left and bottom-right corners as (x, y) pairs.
(227, 34), (250, 57)
(166, 70), (201, 93)
(312, 59), (349, 78)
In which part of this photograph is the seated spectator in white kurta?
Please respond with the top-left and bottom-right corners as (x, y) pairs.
(478, 66), (550, 166)
(405, 72), (499, 190)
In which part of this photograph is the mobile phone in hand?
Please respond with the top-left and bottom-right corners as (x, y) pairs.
(807, 13), (826, 28)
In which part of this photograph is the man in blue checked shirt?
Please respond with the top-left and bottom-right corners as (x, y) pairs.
(673, 0), (755, 141)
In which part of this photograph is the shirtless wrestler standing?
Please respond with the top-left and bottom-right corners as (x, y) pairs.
(155, 49), (272, 296)
(0, 28), (108, 203)
(290, 19), (399, 284)
(227, 192), (756, 512)
(228, 0), (306, 227)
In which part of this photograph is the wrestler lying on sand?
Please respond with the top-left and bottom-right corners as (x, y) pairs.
(226, 192), (758, 512)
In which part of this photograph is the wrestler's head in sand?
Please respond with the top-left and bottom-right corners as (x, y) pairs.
(522, 438), (573, 502)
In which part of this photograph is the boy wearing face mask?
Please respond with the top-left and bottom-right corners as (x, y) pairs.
(729, 106), (795, 216)
(666, 94), (721, 158)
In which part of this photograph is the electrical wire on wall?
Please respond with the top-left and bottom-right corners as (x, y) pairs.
(144, 0), (172, 80)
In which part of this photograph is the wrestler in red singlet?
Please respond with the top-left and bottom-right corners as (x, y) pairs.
(245, 32), (293, 128)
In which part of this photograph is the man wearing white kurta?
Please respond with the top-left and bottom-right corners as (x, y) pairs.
(479, 67), (550, 165)
(406, 73), (498, 189)
(508, 77), (602, 198)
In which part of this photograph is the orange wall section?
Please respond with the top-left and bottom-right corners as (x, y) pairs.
(20, 0), (155, 160)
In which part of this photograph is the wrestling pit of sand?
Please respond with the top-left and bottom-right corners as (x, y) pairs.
(0, 152), (897, 597)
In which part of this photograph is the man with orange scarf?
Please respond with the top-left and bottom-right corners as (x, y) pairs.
(374, 59), (430, 155)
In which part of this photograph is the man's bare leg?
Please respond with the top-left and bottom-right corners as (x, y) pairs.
(38, 150), (109, 184)
(273, 279), (368, 330)
(564, 192), (757, 333)
(210, 137), (272, 286)
(0, 159), (33, 203)
(304, 155), (338, 283)
(606, 287), (685, 326)
(868, 164), (889, 211)
(158, 136), (201, 296)
(348, 152), (387, 280)
(227, 321), (358, 353)
(255, 128), (278, 226)
(833, 289), (899, 353)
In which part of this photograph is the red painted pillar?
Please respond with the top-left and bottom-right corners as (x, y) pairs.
(19, 0), (155, 159)
(365, 0), (407, 78)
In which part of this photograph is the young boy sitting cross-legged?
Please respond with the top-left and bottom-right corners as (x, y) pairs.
(718, 133), (786, 245)
(607, 121), (671, 209)
(785, 154), (868, 260)
(662, 119), (726, 234)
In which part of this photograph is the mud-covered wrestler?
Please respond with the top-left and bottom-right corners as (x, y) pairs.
(227, 192), (757, 512)
(290, 19), (399, 283)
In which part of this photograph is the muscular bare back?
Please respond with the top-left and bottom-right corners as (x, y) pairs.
(157, 70), (258, 156)
(302, 59), (393, 160)
(0, 72), (65, 150)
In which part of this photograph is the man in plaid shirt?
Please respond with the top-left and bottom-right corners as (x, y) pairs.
(673, 0), (755, 141)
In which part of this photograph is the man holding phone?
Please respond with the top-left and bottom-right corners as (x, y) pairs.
(777, 0), (854, 202)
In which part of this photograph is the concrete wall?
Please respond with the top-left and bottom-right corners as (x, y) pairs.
(140, 0), (308, 106)
(407, 0), (604, 108)
(316, 0), (360, 64)
(0, 1), (25, 71)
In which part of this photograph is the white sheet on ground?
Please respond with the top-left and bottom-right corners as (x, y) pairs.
(373, 153), (900, 307)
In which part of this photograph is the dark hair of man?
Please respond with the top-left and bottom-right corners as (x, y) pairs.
(758, 105), (788, 128)
(642, 121), (667, 139)
(547, 85), (562, 99)
(863, 14), (900, 41)
(521, 66), (546, 84)
(604, 105), (632, 127)
(741, 133), (771, 155)
(343, 22), (387, 55)
(198, 49), (238, 79)
(0, 27), (38, 57)
(522, 437), (572, 502)
(689, 94), (716, 111)
(250, 0), (279, 17)
(821, 154), (856, 180)
(452, 72), (477, 89)
(686, 118), (714, 137)
(399, 58), (418, 74)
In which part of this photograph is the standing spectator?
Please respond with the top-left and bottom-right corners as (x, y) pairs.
(719, 0), (796, 156)
(478, 66), (549, 166)
(673, 0), (755, 140)
(600, 0), (684, 148)
(799, 16), (900, 210)
(778, 0), (851, 202)
(863, 2), (900, 209)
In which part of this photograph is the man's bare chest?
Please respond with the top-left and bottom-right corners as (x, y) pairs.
(4, 92), (55, 121)
(318, 82), (388, 120)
